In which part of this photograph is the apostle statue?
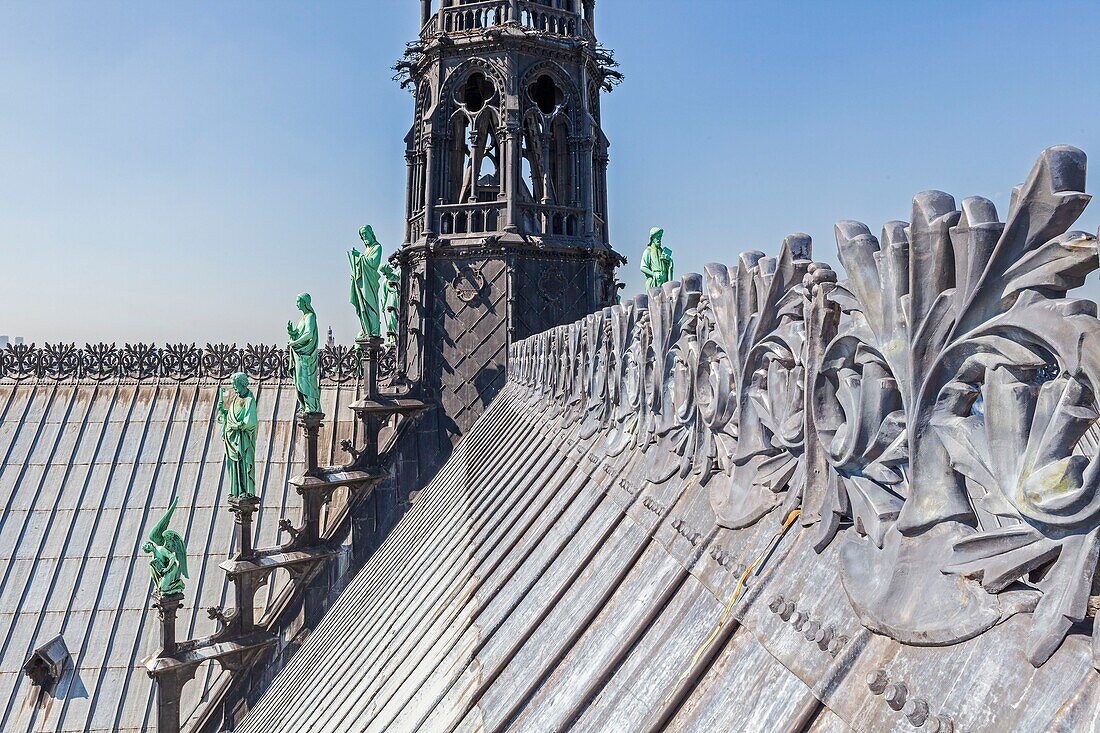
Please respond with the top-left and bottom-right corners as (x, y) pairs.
(641, 227), (674, 289)
(217, 371), (258, 499)
(287, 292), (322, 414)
(143, 496), (189, 595)
(380, 262), (400, 344)
(349, 225), (383, 338)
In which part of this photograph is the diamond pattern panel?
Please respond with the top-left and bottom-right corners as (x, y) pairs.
(427, 257), (509, 436)
(513, 256), (597, 341)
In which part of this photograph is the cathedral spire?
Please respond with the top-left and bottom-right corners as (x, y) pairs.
(392, 0), (624, 442)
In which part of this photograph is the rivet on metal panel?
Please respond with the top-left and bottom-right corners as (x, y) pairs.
(814, 625), (833, 650)
(867, 668), (889, 695)
(925, 715), (954, 733)
(802, 620), (820, 641)
(828, 634), (848, 656)
(779, 600), (796, 621)
(708, 545), (734, 569)
(884, 682), (908, 710)
(791, 611), (807, 630)
(769, 595), (784, 613)
(903, 698), (929, 726)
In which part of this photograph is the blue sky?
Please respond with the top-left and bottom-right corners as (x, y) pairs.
(1, 0), (1097, 344)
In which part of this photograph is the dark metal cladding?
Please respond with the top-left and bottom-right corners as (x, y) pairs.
(237, 148), (1100, 733)
(392, 0), (625, 451)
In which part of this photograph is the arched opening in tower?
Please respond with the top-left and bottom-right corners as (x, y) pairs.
(521, 75), (572, 213)
(447, 72), (501, 208)
(530, 74), (561, 115)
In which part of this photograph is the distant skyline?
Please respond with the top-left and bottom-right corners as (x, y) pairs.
(1, 0), (1098, 345)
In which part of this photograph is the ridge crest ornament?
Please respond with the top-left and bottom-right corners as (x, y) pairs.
(508, 146), (1100, 671)
(814, 146), (1100, 664)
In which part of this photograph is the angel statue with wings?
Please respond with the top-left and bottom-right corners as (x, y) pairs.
(142, 496), (189, 595)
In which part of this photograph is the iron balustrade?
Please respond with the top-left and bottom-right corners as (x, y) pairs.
(518, 202), (585, 237)
(422, 1), (591, 39)
(436, 200), (507, 235)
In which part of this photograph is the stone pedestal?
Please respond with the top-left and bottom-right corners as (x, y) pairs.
(227, 495), (261, 631)
(297, 411), (325, 477)
(358, 336), (382, 465)
(151, 592), (185, 733)
(357, 335), (384, 401)
(153, 591), (184, 659)
(346, 334), (428, 472)
(228, 495), (261, 561)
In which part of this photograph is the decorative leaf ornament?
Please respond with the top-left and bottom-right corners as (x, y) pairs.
(509, 146), (1100, 669)
(815, 146), (1100, 665)
(701, 236), (813, 528)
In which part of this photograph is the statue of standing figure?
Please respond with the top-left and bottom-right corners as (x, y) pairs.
(380, 262), (400, 344)
(143, 496), (189, 595)
(287, 292), (322, 414)
(217, 371), (258, 499)
(349, 225), (383, 339)
(640, 227), (674, 289)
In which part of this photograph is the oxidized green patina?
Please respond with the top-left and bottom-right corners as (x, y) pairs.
(380, 262), (400, 343)
(218, 372), (258, 498)
(143, 496), (189, 595)
(640, 227), (674, 289)
(288, 292), (322, 414)
(349, 225), (383, 338)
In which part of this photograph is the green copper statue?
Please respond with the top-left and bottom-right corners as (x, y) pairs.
(217, 372), (258, 498)
(143, 496), (189, 595)
(349, 225), (383, 338)
(640, 227), (674, 289)
(380, 262), (400, 343)
(287, 292), (322, 414)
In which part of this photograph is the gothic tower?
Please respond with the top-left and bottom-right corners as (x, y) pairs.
(394, 0), (623, 446)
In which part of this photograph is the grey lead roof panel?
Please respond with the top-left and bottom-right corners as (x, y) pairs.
(0, 379), (358, 733)
(239, 380), (1100, 733)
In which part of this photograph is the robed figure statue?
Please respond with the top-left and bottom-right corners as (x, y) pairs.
(287, 292), (322, 414)
(640, 227), (674, 289)
(218, 371), (258, 499)
(380, 262), (400, 344)
(349, 225), (383, 338)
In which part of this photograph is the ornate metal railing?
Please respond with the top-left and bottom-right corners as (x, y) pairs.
(519, 202), (584, 237)
(437, 200), (506, 235)
(421, 13), (439, 37)
(516, 1), (586, 37)
(0, 342), (396, 383)
(425, 1), (590, 39)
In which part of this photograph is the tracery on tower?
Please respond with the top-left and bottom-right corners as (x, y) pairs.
(399, 0), (618, 245)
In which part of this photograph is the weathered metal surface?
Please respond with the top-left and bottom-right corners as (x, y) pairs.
(664, 625), (818, 732)
(509, 543), (687, 731)
(0, 379), (358, 733)
(570, 577), (723, 731)
(234, 396), (519, 730)
(237, 148), (1100, 733)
